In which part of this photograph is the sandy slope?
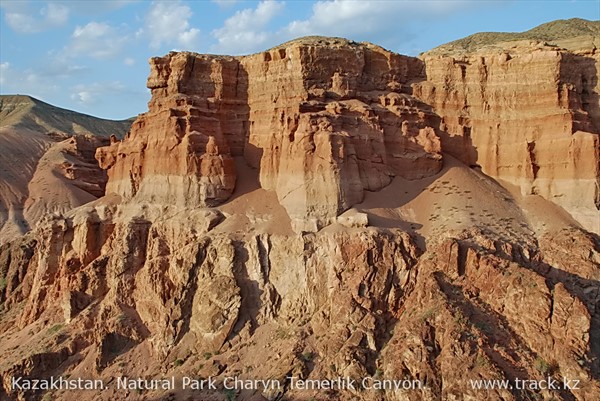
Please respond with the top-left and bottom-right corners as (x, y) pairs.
(210, 154), (586, 250)
(353, 154), (580, 251)
(23, 136), (107, 229)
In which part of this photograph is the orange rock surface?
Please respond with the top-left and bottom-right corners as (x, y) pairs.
(414, 42), (599, 233)
(97, 38), (443, 230)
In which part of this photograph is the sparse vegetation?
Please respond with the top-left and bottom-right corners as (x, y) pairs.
(474, 321), (492, 334)
(203, 351), (212, 360)
(275, 326), (290, 339)
(174, 358), (184, 367)
(428, 18), (600, 55)
(224, 388), (236, 401)
(453, 310), (468, 326)
(0, 277), (6, 291)
(300, 351), (315, 362)
(475, 355), (490, 368)
(421, 307), (438, 321)
(534, 357), (556, 375)
(47, 324), (64, 335)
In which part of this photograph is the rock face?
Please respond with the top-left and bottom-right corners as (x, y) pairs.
(97, 38), (443, 230)
(1, 204), (599, 401)
(241, 39), (442, 231)
(96, 54), (240, 208)
(414, 42), (600, 233)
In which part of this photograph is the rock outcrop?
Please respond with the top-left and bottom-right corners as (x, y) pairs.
(1, 203), (599, 401)
(414, 41), (599, 233)
(24, 134), (111, 227)
(96, 54), (240, 208)
(97, 38), (443, 231)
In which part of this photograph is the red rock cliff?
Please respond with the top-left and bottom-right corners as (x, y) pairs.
(96, 38), (444, 231)
(414, 41), (600, 233)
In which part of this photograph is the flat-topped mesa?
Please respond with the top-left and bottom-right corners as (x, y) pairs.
(242, 39), (443, 231)
(414, 42), (600, 233)
(96, 39), (444, 230)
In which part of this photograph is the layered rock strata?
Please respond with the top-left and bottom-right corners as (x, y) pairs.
(97, 38), (443, 230)
(414, 42), (600, 233)
(96, 54), (240, 208)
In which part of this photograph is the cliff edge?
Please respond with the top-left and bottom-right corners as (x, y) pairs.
(96, 38), (444, 232)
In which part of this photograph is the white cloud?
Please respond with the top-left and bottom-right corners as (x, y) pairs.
(68, 22), (129, 60)
(70, 81), (127, 106)
(73, 90), (93, 104)
(124, 57), (136, 66)
(212, 0), (284, 55)
(0, 62), (9, 86)
(40, 56), (88, 78)
(0, 63), (60, 100)
(144, 1), (201, 50)
(2, 2), (69, 34)
(282, 0), (470, 46)
(42, 2), (69, 25)
(55, 0), (137, 14)
(211, 0), (239, 7)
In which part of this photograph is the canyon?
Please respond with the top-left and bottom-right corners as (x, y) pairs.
(0, 19), (599, 401)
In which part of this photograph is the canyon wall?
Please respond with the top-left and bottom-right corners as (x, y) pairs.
(96, 38), (443, 231)
(96, 53), (241, 208)
(97, 38), (599, 233)
(414, 42), (600, 233)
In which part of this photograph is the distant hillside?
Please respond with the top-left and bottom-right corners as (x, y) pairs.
(427, 18), (600, 55)
(0, 95), (133, 243)
(0, 95), (131, 138)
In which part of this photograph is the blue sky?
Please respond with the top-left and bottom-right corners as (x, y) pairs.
(1, 0), (598, 120)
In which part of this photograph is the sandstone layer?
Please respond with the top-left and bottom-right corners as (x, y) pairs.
(414, 41), (600, 233)
(97, 38), (443, 231)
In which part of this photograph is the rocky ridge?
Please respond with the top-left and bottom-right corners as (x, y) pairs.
(427, 18), (600, 55)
